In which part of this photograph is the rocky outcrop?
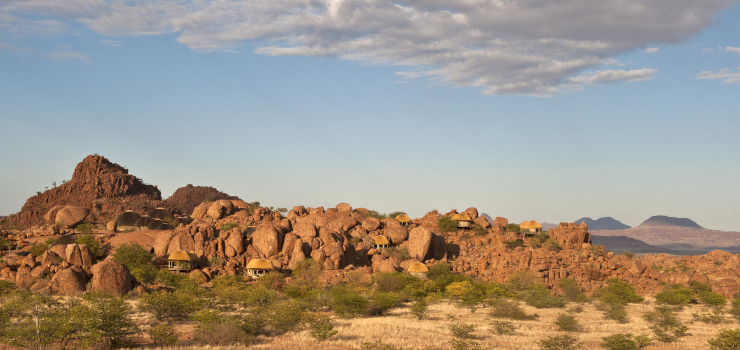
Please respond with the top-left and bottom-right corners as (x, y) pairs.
(165, 184), (240, 215)
(251, 224), (282, 258)
(91, 260), (134, 296)
(9, 155), (165, 228)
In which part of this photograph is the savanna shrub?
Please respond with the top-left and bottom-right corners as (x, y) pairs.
(643, 306), (688, 343)
(600, 333), (651, 350)
(309, 314), (338, 341)
(75, 234), (103, 259)
(558, 278), (587, 302)
(521, 285), (566, 309)
(490, 320), (517, 335)
(708, 328), (740, 350)
(655, 285), (698, 305)
(138, 291), (205, 320)
(438, 217), (459, 233)
(147, 323), (180, 346)
(75, 223), (93, 234)
(113, 242), (152, 270)
(700, 291), (727, 306)
(489, 298), (538, 320)
(537, 335), (582, 350)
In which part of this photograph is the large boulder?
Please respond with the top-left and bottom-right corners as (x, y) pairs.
(252, 224), (282, 258)
(408, 227), (433, 260)
(386, 227), (408, 245)
(91, 260), (134, 296)
(335, 203), (353, 213)
(167, 231), (196, 255)
(463, 207), (479, 220)
(65, 244), (94, 272)
(293, 222), (318, 240)
(224, 229), (244, 258)
(50, 267), (87, 295)
(43, 205), (64, 224)
(362, 217), (381, 231)
(54, 206), (89, 229)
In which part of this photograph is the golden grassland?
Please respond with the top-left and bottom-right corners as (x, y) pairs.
(141, 298), (736, 350)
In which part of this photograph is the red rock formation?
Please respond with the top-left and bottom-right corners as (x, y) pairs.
(165, 184), (240, 215)
(10, 155), (165, 227)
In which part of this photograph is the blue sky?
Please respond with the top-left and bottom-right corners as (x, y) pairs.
(1, 0), (739, 231)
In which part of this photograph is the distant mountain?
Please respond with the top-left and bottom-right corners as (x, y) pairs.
(541, 222), (559, 230)
(638, 215), (703, 229)
(591, 235), (740, 256)
(480, 213), (494, 225)
(575, 217), (631, 230)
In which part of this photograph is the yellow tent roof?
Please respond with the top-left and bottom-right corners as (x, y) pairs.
(168, 251), (197, 261)
(395, 214), (412, 223)
(452, 213), (472, 221)
(407, 262), (429, 273)
(520, 220), (542, 230)
(246, 258), (274, 270)
(372, 235), (390, 245)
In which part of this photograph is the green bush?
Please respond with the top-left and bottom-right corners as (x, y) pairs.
(309, 315), (338, 341)
(708, 328), (740, 350)
(75, 223), (94, 234)
(0, 237), (15, 251)
(600, 333), (651, 350)
(521, 285), (566, 309)
(113, 242), (152, 270)
(655, 285), (698, 305)
(330, 286), (369, 318)
(438, 217), (459, 233)
(693, 308), (728, 324)
(643, 306), (688, 343)
(82, 292), (139, 349)
(220, 223), (239, 231)
(504, 240), (524, 250)
(388, 211), (407, 219)
(266, 299), (305, 334)
(508, 271), (538, 291)
(505, 224), (521, 233)
(472, 224), (487, 236)
(130, 264), (158, 284)
(594, 279), (644, 305)
(489, 298), (538, 320)
(369, 292), (401, 316)
(410, 299), (429, 320)
(138, 291), (205, 320)
(147, 323), (180, 346)
(558, 278), (587, 302)
(554, 314), (581, 332)
(490, 320), (517, 335)
(449, 323), (482, 350)
(700, 291), (727, 306)
(537, 335), (582, 350)
(622, 251), (635, 260)
(545, 239), (562, 251)
(192, 309), (253, 346)
(75, 234), (103, 259)
(29, 243), (49, 257)
(257, 271), (286, 291)
(385, 246), (410, 260)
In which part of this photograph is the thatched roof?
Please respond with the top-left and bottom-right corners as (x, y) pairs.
(452, 213), (472, 222)
(520, 220), (542, 230)
(246, 258), (274, 270)
(168, 251), (197, 262)
(395, 214), (412, 223)
(407, 262), (429, 273)
(372, 235), (390, 245)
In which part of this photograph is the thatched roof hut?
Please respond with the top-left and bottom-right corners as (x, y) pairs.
(452, 213), (473, 228)
(246, 258), (274, 278)
(167, 251), (197, 271)
(407, 262), (429, 278)
(520, 220), (543, 236)
(372, 235), (390, 249)
(395, 214), (412, 226)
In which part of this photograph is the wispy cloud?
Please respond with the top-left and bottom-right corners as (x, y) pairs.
(697, 68), (740, 84)
(47, 51), (90, 63)
(1, 0), (737, 95)
(0, 13), (66, 36)
(645, 47), (660, 53)
(569, 69), (658, 86)
(99, 39), (122, 47)
(725, 46), (740, 54)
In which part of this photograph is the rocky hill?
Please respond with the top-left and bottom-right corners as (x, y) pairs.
(8, 155), (166, 228)
(164, 184), (240, 215)
(638, 215), (703, 228)
(575, 217), (631, 230)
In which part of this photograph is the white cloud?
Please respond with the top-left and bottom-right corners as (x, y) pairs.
(1, 0), (737, 95)
(697, 68), (740, 84)
(725, 46), (740, 54)
(569, 68), (658, 86)
(0, 13), (66, 36)
(99, 39), (122, 47)
(645, 47), (660, 53)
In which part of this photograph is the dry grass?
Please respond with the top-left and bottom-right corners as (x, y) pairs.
(142, 298), (735, 350)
